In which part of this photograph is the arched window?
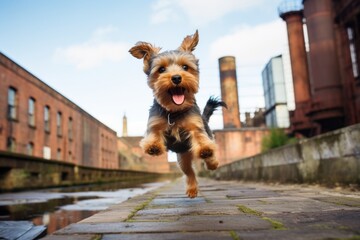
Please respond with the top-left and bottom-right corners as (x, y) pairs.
(44, 105), (50, 133)
(8, 87), (17, 120)
(28, 97), (36, 127)
(57, 112), (62, 136)
(27, 142), (34, 155)
(68, 117), (73, 140)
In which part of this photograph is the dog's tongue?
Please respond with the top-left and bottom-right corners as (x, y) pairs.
(172, 94), (185, 105)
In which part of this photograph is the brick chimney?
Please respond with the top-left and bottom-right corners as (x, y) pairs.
(219, 56), (241, 129)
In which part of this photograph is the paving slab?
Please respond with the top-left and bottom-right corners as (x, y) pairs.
(231, 196), (356, 214)
(235, 229), (358, 240)
(102, 232), (233, 240)
(46, 178), (360, 240)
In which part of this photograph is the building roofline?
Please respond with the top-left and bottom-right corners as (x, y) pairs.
(0, 51), (117, 135)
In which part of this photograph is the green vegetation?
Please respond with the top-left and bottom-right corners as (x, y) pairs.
(237, 204), (287, 230)
(261, 128), (297, 152)
(125, 195), (156, 222)
(262, 217), (286, 230)
(257, 199), (269, 204)
(229, 230), (241, 240)
(91, 235), (102, 240)
(237, 205), (262, 217)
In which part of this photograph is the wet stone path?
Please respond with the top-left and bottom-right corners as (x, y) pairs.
(44, 178), (360, 240)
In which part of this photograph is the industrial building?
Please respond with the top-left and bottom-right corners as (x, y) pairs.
(262, 55), (291, 128)
(0, 52), (118, 169)
(279, 0), (360, 137)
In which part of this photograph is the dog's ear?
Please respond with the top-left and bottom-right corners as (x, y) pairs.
(178, 30), (199, 52)
(129, 42), (161, 74)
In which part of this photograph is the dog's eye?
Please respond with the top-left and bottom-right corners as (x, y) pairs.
(158, 67), (166, 73)
(182, 65), (189, 71)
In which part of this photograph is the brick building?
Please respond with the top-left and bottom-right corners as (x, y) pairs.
(0, 52), (118, 169)
(117, 136), (170, 173)
(117, 115), (170, 173)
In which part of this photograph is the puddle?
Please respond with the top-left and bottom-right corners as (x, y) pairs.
(0, 180), (168, 235)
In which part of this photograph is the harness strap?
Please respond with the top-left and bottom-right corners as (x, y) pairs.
(153, 100), (192, 126)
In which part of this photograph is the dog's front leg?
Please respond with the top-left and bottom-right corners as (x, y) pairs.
(140, 116), (167, 156)
(190, 130), (219, 170)
(184, 119), (219, 170)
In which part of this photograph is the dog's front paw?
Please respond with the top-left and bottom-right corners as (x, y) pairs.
(186, 186), (198, 198)
(205, 159), (219, 170)
(199, 147), (214, 159)
(145, 143), (165, 156)
(140, 137), (166, 156)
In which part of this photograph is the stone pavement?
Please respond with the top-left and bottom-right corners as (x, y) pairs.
(44, 178), (360, 240)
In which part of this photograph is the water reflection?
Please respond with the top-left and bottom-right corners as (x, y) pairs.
(33, 210), (96, 235)
(0, 178), (171, 236)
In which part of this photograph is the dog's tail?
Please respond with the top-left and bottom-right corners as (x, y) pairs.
(202, 96), (227, 123)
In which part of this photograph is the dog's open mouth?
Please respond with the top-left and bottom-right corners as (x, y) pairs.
(169, 87), (185, 105)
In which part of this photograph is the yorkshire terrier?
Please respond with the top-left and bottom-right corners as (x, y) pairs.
(129, 30), (226, 198)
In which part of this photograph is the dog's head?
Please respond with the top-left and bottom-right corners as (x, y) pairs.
(129, 30), (200, 112)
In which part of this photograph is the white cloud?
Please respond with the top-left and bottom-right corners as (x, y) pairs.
(150, 0), (263, 26)
(92, 25), (118, 39)
(54, 26), (129, 70)
(209, 20), (289, 113)
(209, 20), (288, 66)
(150, 0), (177, 24)
(178, 0), (263, 26)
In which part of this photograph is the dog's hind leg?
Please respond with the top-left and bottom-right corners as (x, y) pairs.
(177, 152), (198, 198)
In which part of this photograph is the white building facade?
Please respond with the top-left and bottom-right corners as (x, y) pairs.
(262, 55), (292, 128)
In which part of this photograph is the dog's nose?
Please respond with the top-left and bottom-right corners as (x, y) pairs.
(171, 75), (182, 85)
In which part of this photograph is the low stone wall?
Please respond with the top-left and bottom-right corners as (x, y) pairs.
(207, 123), (360, 186)
(0, 151), (166, 192)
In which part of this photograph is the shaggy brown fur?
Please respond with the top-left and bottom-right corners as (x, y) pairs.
(129, 30), (226, 198)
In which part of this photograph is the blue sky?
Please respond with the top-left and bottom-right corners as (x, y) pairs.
(0, 0), (289, 136)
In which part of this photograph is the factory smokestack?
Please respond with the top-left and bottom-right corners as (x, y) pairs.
(303, 0), (344, 131)
(219, 56), (241, 129)
(279, 1), (315, 136)
(280, 8), (311, 105)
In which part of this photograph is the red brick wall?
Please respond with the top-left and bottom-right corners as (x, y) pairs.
(214, 128), (269, 166)
(0, 52), (117, 169)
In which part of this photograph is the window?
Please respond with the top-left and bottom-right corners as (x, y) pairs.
(347, 26), (359, 78)
(7, 137), (16, 152)
(44, 106), (50, 133)
(57, 112), (62, 136)
(8, 87), (17, 120)
(57, 148), (61, 160)
(43, 146), (51, 159)
(28, 97), (36, 127)
(27, 142), (34, 155)
(68, 117), (73, 141)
